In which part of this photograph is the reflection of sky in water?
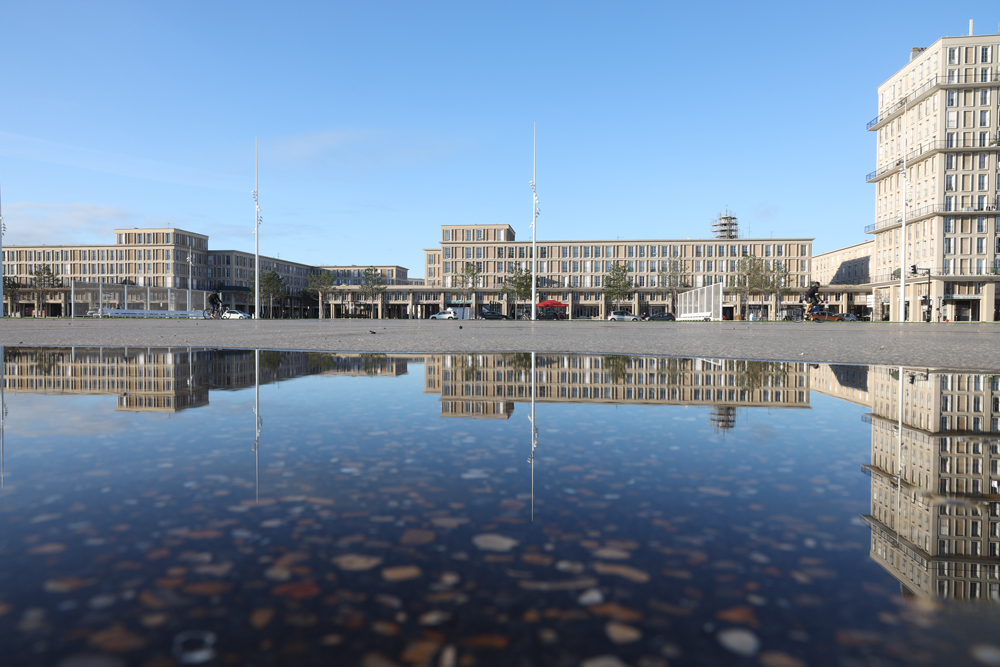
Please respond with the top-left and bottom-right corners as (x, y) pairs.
(0, 354), (998, 666)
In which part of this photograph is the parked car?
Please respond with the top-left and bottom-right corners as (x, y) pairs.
(535, 311), (559, 320)
(479, 311), (508, 320)
(809, 310), (847, 322)
(430, 309), (457, 320)
(840, 313), (859, 322)
(607, 310), (640, 322)
(221, 309), (250, 319)
(647, 312), (676, 321)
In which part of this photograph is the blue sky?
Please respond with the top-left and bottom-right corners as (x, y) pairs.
(2, 2), (997, 274)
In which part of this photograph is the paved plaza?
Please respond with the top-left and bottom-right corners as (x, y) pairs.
(1, 319), (998, 370)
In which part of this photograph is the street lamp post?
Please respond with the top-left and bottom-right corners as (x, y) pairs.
(529, 124), (539, 321)
(252, 139), (262, 320)
(899, 97), (909, 322)
(187, 254), (193, 311)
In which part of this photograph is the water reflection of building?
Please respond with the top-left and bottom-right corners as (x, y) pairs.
(862, 366), (1000, 603)
(423, 354), (810, 424)
(0, 348), (413, 413)
(810, 364), (870, 407)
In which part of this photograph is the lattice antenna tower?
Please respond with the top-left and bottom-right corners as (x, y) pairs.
(711, 209), (739, 240)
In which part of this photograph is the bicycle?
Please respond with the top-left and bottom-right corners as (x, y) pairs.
(203, 305), (230, 319)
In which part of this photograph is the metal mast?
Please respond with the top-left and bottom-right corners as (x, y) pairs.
(252, 139), (262, 319)
(530, 125), (539, 321)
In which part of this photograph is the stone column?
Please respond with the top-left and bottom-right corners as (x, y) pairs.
(982, 282), (996, 322)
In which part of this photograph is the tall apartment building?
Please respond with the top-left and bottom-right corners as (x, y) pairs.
(868, 30), (1000, 321)
(423, 224), (813, 320)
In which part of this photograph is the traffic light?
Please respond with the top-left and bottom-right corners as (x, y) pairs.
(910, 265), (917, 275)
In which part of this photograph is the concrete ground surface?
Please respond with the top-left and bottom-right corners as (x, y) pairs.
(0, 319), (998, 370)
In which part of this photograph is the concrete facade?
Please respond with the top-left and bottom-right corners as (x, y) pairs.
(423, 224), (813, 320)
(867, 32), (1000, 322)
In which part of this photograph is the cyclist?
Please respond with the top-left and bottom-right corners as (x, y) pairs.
(208, 290), (223, 318)
(803, 281), (821, 320)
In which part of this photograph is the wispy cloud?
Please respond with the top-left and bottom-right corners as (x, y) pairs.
(4, 202), (135, 245)
(268, 130), (374, 165)
(754, 202), (778, 220)
(265, 129), (465, 171)
(0, 131), (240, 190)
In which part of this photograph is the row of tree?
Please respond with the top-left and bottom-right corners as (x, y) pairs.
(7, 259), (798, 319)
(492, 255), (796, 316)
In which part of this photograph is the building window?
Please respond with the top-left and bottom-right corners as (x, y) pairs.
(947, 90), (958, 106)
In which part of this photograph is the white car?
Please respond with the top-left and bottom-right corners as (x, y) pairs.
(607, 310), (639, 322)
(221, 309), (250, 319)
(430, 309), (457, 320)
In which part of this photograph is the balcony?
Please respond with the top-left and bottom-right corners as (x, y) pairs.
(867, 137), (1000, 182)
(866, 72), (1000, 130)
(867, 265), (1000, 284)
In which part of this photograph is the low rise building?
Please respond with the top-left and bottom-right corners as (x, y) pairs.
(422, 224), (814, 320)
(812, 240), (874, 318)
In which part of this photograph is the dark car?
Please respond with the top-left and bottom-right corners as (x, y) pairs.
(647, 312), (676, 321)
(535, 311), (559, 320)
(479, 311), (508, 320)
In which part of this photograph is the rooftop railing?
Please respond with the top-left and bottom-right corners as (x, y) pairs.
(866, 72), (1000, 130)
(867, 137), (1000, 181)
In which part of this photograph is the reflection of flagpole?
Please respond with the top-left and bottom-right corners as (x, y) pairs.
(1, 345), (5, 488)
(527, 352), (538, 521)
(896, 365), (903, 542)
(254, 349), (262, 502)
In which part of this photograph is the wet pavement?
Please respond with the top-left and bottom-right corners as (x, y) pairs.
(0, 348), (998, 666)
(2, 319), (1000, 370)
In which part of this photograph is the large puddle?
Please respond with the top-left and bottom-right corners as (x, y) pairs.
(0, 347), (998, 666)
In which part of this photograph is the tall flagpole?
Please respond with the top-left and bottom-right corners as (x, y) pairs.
(252, 140), (261, 320)
(530, 125), (539, 321)
(0, 180), (5, 318)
